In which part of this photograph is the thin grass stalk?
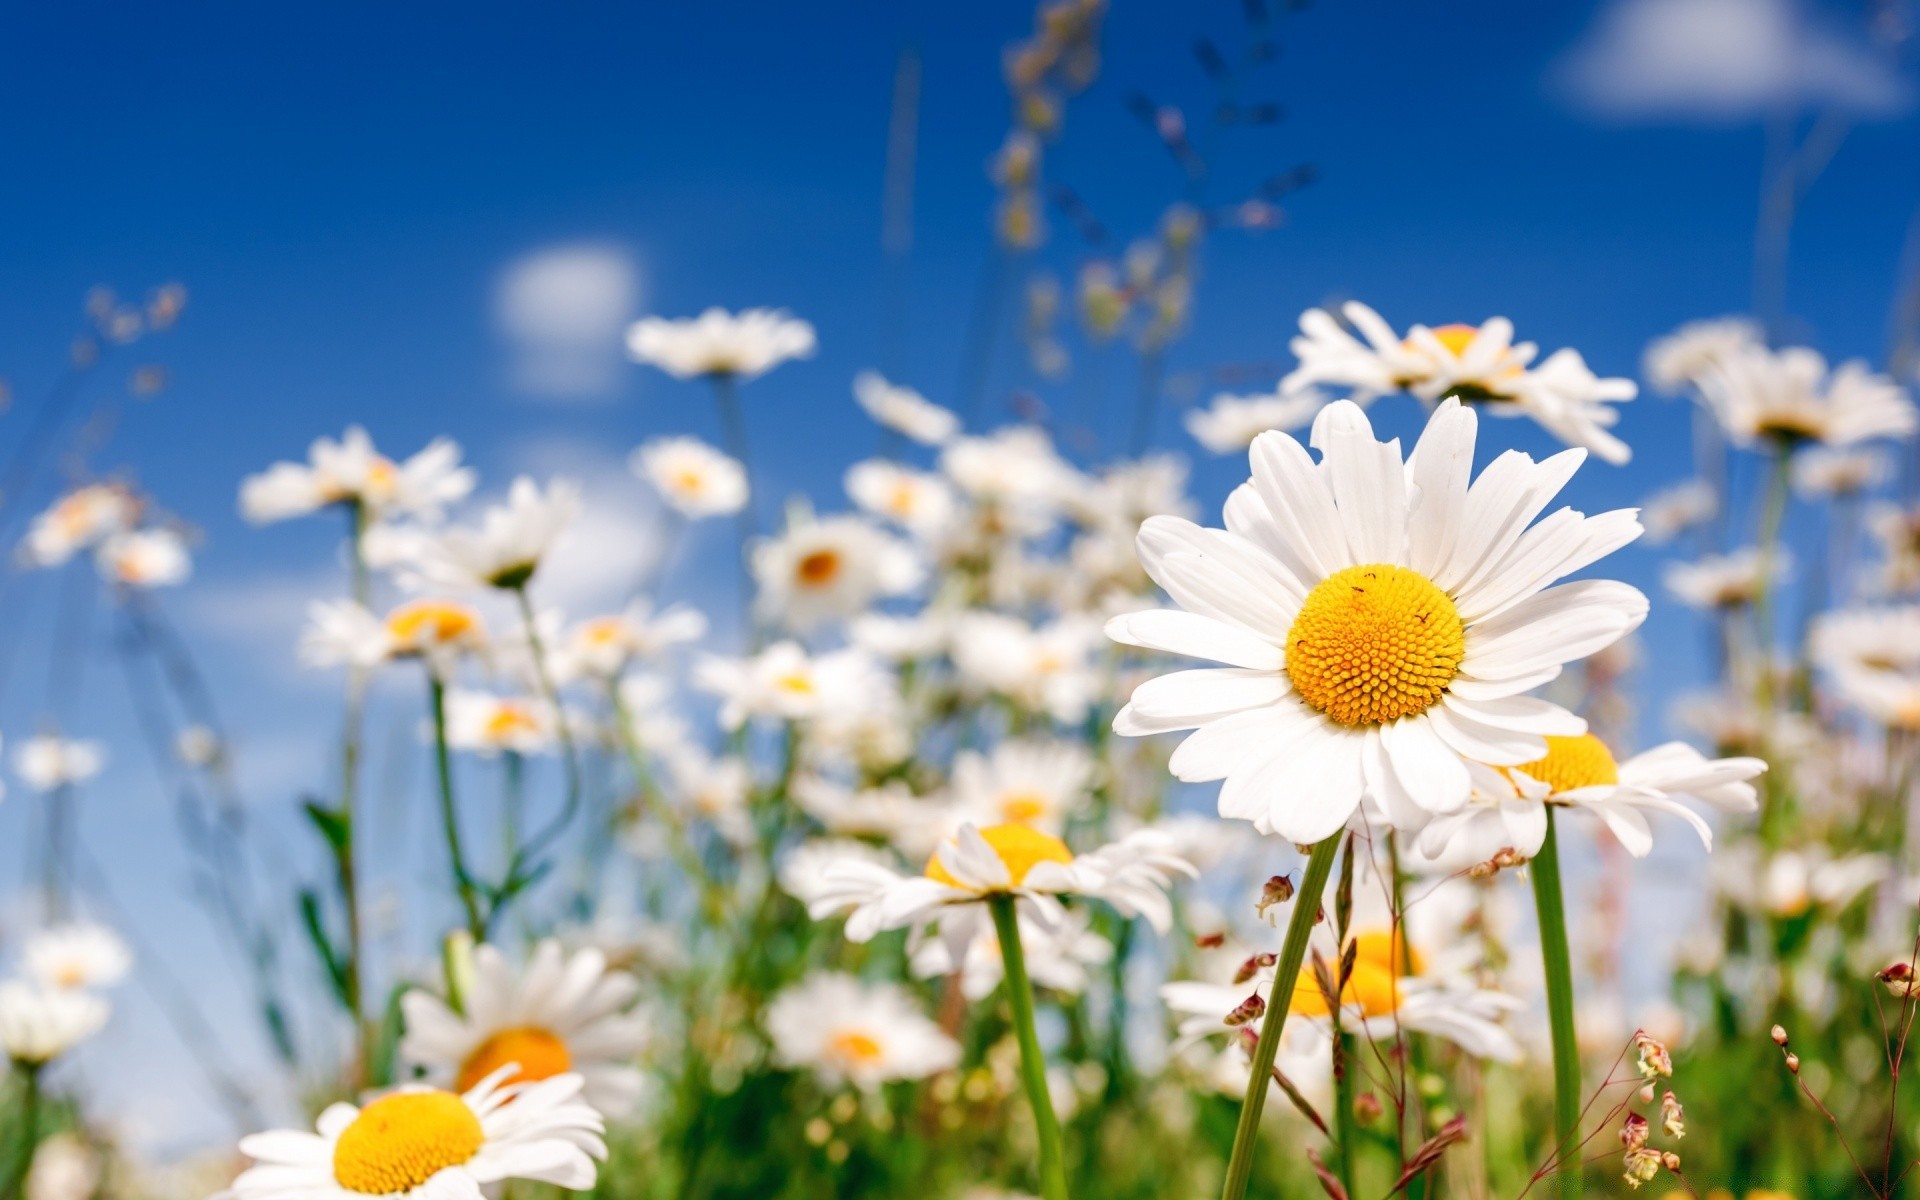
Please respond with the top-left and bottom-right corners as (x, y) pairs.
(1220, 836), (1340, 1200)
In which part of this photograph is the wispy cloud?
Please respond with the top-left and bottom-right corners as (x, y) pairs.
(494, 243), (640, 400)
(1553, 0), (1911, 122)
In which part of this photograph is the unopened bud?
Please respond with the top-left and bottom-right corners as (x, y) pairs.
(1224, 993), (1266, 1027)
(1637, 1083), (1656, 1104)
(1878, 962), (1919, 998)
(1662, 1151), (1681, 1171)
(1660, 1091), (1685, 1139)
(1232, 952), (1277, 985)
(1785, 1052), (1800, 1074)
(1353, 1092), (1383, 1126)
(1770, 1024), (1789, 1046)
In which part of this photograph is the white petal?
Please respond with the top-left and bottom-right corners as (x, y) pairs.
(1105, 609), (1283, 671)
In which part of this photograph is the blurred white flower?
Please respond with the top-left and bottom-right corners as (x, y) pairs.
(845, 459), (957, 538)
(752, 513), (923, 631)
(661, 750), (754, 846)
(1184, 389), (1327, 454)
(25, 1133), (99, 1200)
(1639, 479), (1718, 545)
(95, 527), (190, 588)
(765, 971), (959, 1090)
(849, 611), (950, 661)
(23, 924), (131, 991)
(239, 426), (475, 525)
(424, 477), (580, 590)
(852, 371), (960, 444)
(951, 612), (1102, 724)
(1642, 317), (1761, 394)
(559, 600), (705, 681)
(792, 776), (947, 855)
(910, 906), (1110, 1000)
(20, 484), (138, 567)
(950, 738), (1094, 835)
(1663, 547), (1784, 609)
(1698, 344), (1915, 448)
(0, 982), (107, 1064)
(694, 643), (883, 731)
(1791, 445), (1891, 498)
(626, 307), (815, 381)
(631, 436), (748, 519)
(15, 736), (103, 792)
(443, 689), (557, 757)
(939, 426), (1073, 529)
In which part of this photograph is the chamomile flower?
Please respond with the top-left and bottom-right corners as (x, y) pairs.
(792, 777), (947, 856)
(950, 738), (1094, 834)
(852, 371), (960, 445)
(1108, 399), (1646, 843)
(1282, 302), (1636, 463)
(425, 477), (580, 590)
(1184, 389), (1328, 453)
(1415, 734), (1765, 859)
(661, 750), (754, 846)
(0, 983), (107, 1064)
(631, 436), (749, 519)
(951, 612), (1103, 724)
(845, 459), (957, 538)
(1642, 317), (1761, 395)
(939, 427), (1073, 530)
(95, 527), (190, 588)
(225, 1070), (606, 1199)
(20, 485), (138, 567)
(1664, 548), (1784, 610)
(1639, 480), (1717, 546)
(443, 690), (557, 757)
(751, 513), (923, 631)
(383, 598), (489, 672)
(238, 427), (475, 525)
(801, 822), (1195, 964)
(1792, 445), (1891, 498)
(765, 972), (960, 1091)
(400, 940), (648, 1116)
(1810, 606), (1920, 679)
(1698, 345), (1915, 448)
(16, 736), (104, 792)
(625, 307), (816, 381)
(23, 924), (131, 991)
(693, 642), (883, 731)
(561, 601), (706, 680)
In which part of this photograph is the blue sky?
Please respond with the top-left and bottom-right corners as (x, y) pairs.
(0, 0), (1914, 1153)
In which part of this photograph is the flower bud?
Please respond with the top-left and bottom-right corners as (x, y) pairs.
(1232, 952), (1277, 985)
(1770, 1024), (1788, 1046)
(1785, 1053), (1800, 1074)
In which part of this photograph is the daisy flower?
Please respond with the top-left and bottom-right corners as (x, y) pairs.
(765, 972), (960, 1091)
(1415, 734), (1765, 860)
(238, 427), (475, 525)
(801, 821), (1195, 963)
(1108, 399), (1646, 843)
(15, 736), (104, 793)
(693, 642), (884, 731)
(1638, 479), (1717, 546)
(224, 1069), (605, 1199)
(1281, 302), (1636, 463)
(951, 612), (1103, 724)
(400, 940), (647, 1116)
(1791, 445), (1891, 499)
(1810, 606), (1920, 679)
(1697, 344), (1916, 448)
(950, 738), (1094, 835)
(20, 485), (138, 567)
(750, 513), (923, 631)
(425, 477), (580, 591)
(939, 427), (1073, 531)
(95, 527), (190, 588)
(625, 307), (816, 381)
(0, 983), (107, 1064)
(852, 370), (960, 445)
(792, 776), (947, 855)
(1184, 389), (1328, 454)
(1641, 317), (1761, 395)
(23, 924), (131, 991)
(1663, 548), (1784, 610)
(443, 690), (557, 757)
(845, 459), (957, 538)
(1714, 844), (1889, 918)
(631, 436), (749, 519)
(561, 601), (706, 680)
(661, 750), (754, 846)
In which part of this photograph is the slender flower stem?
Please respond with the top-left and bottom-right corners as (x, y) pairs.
(338, 502), (371, 1075)
(510, 585), (583, 865)
(1220, 837), (1340, 1200)
(708, 373), (760, 642)
(1334, 1030), (1359, 1195)
(1531, 808), (1582, 1200)
(428, 677), (485, 939)
(1752, 444), (1791, 714)
(990, 894), (1069, 1200)
(1, 1062), (40, 1200)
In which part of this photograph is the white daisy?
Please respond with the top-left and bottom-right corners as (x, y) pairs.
(950, 739), (1094, 835)
(1663, 547), (1784, 610)
(1415, 734), (1765, 860)
(693, 642), (884, 731)
(1184, 389), (1328, 454)
(426, 477), (580, 591)
(751, 513), (923, 631)
(238, 427), (475, 525)
(631, 436), (749, 519)
(791, 776), (947, 856)
(849, 611), (950, 661)
(661, 750), (754, 846)
(400, 940), (648, 1117)
(561, 601), (706, 680)
(95, 528), (190, 588)
(852, 371), (960, 445)
(0, 983), (107, 1064)
(23, 924), (131, 991)
(1810, 606), (1920, 679)
(15, 737), (104, 792)
(1642, 317), (1761, 395)
(765, 972), (959, 1091)
(1639, 479), (1717, 546)
(1697, 344), (1916, 448)
(1281, 302), (1636, 463)
(1716, 845), (1889, 918)
(625, 307), (816, 381)
(951, 612), (1103, 724)
(25, 1132), (100, 1200)
(1867, 503), (1920, 594)
(1791, 445), (1891, 498)
(1107, 399), (1646, 843)
(224, 1069), (606, 1199)
(845, 459), (957, 538)
(443, 690), (557, 757)
(20, 485), (138, 568)
(939, 427), (1073, 530)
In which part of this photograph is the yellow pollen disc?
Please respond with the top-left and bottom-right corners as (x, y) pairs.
(1426, 323), (1480, 358)
(925, 823), (1073, 889)
(387, 600), (481, 648)
(331, 1091), (484, 1195)
(827, 1029), (885, 1065)
(887, 482), (920, 516)
(1288, 957), (1401, 1019)
(1509, 733), (1619, 793)
(52, 964), (85, 988)
(454, 1026), (573, 1093)
(483, 705), (540, 741)
(997, 791), (1050, 824)
(795, 549), (842, 587)
(775, 672), (816, 695)
(673, 468), (708, 494)
(363, 457), (398, 498)
(1286, 564), (1465, 726)
(581, 617), (626, 647)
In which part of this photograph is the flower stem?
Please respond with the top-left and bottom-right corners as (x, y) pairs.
(990, 894), (1070, 1200)
(1531, 808), (1582, 1200)
(428, 677), (485, 939)
(1334, 1030), (1359, 1195)
(1220, 836), (1339, 1200)
(1, 1062), (41, 1200)
(509, 585), (583, 867)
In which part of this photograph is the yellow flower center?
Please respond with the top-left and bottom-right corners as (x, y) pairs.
(796, 550), (843, 587)
(482, 704), (541, 742)
(453, 1026), (573, 1093)
(331, 1091), (484, 1195)
(998, 791), (1051, 824)
(51, 963), (85, 989)
(1286, 564), (1465, 726)
(925, 823), (1074, 889)
(775, 671), (816, 695)
(827, 1030), (885, 1066)
(387, 600), (482, 650)
(673, 467), (709, 494)
(1427, 324), (1480, 358)
(1509, 733), (1619, 793)
(581, 617), (626, 648)
(887, 481), (920, 516)
(1287, 930), (1418, 1019)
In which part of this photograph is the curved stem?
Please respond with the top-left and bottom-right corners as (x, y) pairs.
(428, 677), (485, 939)
(990, 894), (1069, 1200)
(1220, 837), (1339, 1200)
(510, 585), (582, 866)
(1531, 809), (1582, 1200)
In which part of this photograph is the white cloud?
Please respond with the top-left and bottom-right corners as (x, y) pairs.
(1554, 0), (1910, 121)
(495, 243), (640, 399)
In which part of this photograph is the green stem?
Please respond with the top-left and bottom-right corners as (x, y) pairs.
(1220, 837), (1339, 1200)
(990, 894), (1069, 1200)
(1752, 445), (1791, 714)
(1334, 1030), (1358, 1195)
(510, 585), (583, 866)
(1531, 809), (1582, 1200)
(708, 373), (760, 644)
(1, 1062), (40, 1200)
(339, 502), (370, 1075)
(429, 677), (486, 939)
